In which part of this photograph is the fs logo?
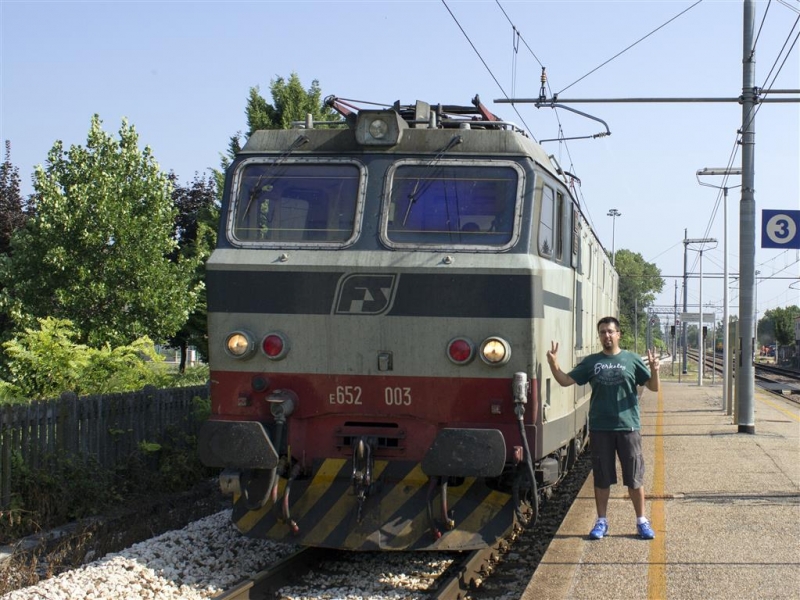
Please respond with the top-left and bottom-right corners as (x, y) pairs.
(333, 274), (398, 315)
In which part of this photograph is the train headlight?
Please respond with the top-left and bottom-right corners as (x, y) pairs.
(355, 110), (407, 146)
(225, 331), (255, 359)
(262, 332), (289, 360)
(447, 337), (475, 365)
(480, 336), (511, 366)
(368, 118), (389, 139)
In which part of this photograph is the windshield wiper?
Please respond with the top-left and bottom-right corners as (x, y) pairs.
(240, 135), (310, 224)
(402, 134), (463, 226)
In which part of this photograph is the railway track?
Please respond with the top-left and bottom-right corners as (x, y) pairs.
(212, 547), (333, 600)
(212, 453), (592, 600)
(685, 349), (800, 402)
(209, 529), (503, 600)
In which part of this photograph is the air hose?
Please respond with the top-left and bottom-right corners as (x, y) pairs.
(513, 372), (539, 526)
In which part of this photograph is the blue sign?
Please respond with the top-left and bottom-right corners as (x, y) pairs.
(761, 210), (800, 249)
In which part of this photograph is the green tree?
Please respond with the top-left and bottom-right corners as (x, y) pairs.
(0, 116), (201, 348)
(759, 305), (800, 347)
(214, 134), (242, 201)
(214, 73), (340, 192)
(0, 317), (172, 401)
(0, 141), (28, 342)
(168, 172), (218, 371)
(613, 249), (665, 350)
(246, 73), (338, 133)
(0, 141), (27, 256)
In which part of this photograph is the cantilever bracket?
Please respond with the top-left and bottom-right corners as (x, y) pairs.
(535, 100), (611, 143)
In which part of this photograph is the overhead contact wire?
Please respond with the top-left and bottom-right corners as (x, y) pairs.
(441, 0), (536, 140)
(557, 0), (704, 96)
(495, 0), (586, 214)
(696, 6), (798, 273)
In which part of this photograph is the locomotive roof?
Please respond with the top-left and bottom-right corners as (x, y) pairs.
(241, 127), (563, 183)
(239, 97), (565, 183)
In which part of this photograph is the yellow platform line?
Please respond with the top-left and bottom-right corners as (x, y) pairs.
(757, 394), (800, 422)
(647, 385), (667, 599)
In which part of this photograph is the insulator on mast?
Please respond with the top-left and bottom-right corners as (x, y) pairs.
(538, 68), (548, 103)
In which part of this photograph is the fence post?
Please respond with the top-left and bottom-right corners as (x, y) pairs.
(59, 391), (78, 458)
(1, 385), (211, 511)
(1, 405), (11, 509)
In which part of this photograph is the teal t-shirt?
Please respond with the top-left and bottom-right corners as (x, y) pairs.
(568, 350), (651, 431)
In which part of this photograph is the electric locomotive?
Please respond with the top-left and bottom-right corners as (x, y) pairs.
(199, 96), (618, 551)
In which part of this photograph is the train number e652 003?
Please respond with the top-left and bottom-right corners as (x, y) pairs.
(328, 386), (412, 406)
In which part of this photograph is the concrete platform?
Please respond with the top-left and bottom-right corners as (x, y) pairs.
(522, 381), (800, 600)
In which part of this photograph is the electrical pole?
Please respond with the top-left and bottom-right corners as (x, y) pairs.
(673, 281), (678, 376)
(607, 209), (621, 267)
(737, 0), (756, 434)
(682, 229), (689, 374)
(685, 237), (718, 385)
(495, 0), (799, 430)
(697, 169), (741, 411)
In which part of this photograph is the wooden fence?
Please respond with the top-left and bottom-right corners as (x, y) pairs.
(0, 384), (209, 509)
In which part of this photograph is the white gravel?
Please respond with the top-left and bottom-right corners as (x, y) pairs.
(2, 510), (297, 599)
(278, 552), (456, 600)
(2, 511), (461, 600)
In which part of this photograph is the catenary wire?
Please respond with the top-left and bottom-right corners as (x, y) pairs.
(759, 22), (800, 98)
(556, 1), (704, 96)
(752, 0), (772, 52)
(493, 1), (596, 229)
(449, 0), (795, 293)
(741, 13), (799, 130)
(691, 8), (799, 276)
(440, 0), (537, 141)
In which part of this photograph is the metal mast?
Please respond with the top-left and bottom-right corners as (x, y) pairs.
(737, 0), (756, 434)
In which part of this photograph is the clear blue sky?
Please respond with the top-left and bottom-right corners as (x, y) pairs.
(2, 0), (798, 323)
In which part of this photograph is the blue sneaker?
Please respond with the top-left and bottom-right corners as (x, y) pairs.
(589, 520), (608, 539)
(637, 520), (655, 539)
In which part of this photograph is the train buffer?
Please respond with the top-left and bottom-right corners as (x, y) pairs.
(522, 380), (800, 600)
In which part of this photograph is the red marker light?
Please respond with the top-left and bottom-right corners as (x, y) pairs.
(447, 338), (474, 364)
(262, 332), (288, 360)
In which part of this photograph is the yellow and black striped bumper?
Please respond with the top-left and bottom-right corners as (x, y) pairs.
(231, 458), (516, 551)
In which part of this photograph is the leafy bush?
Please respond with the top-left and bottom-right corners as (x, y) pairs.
(0, 317), (193, 402)
(171, 363), (210, 387)
(1, 424), (213, 541)
(0, 320), (215, 540)
(2, 452), (118, 542)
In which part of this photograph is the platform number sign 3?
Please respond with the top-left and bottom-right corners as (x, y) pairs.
(761, 210), (800, 249)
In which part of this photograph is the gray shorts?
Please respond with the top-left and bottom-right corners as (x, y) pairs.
(590, 430), (645, 489)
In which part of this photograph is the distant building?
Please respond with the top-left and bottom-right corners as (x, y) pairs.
(155, 345), (200, 367)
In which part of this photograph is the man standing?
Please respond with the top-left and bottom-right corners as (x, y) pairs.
(546, 316), (660, 540)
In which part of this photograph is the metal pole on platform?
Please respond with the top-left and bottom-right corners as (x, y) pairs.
(728, 321), (736, 416)
(697, 248), (706, 386)
(698, 250), (704, 386)
(737, 0), (757, 434)
(684, 237), (717, 386)
(607, 209), (621, 267)
(682, 230), (689, 374)
(673, 281), (678, 377)
(697, 169), (741, 410)
(709, 307), (716, 385)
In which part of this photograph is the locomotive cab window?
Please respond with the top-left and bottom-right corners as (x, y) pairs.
(381, 160), (522, 250)
(538, 184), (566, 261)
(228, 160), (364, 246)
